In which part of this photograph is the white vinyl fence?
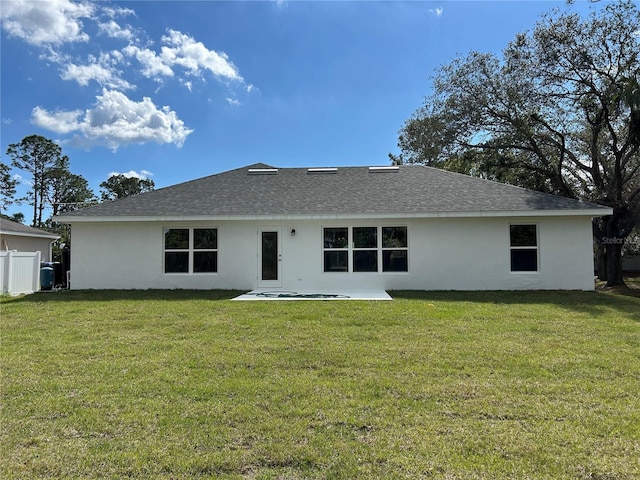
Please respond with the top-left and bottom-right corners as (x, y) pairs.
(0, 251), (41, 295)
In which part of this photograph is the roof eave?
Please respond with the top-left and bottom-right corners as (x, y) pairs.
(54, 208), (613, 223)
(0, 231), (60, 239)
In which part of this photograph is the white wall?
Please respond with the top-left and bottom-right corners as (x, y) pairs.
(68, 216), (596, 291)
(0, 235), (55, 262)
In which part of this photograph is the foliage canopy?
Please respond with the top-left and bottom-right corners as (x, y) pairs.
(99, 174), (155, 202)
(392, 0), (640, 285)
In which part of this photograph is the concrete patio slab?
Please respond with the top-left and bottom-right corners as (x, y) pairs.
(232, 290), (392, 301)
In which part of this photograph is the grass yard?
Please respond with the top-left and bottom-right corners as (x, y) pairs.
(1, 289), (639, 479)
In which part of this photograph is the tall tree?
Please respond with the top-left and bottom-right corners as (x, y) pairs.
(0, 162), (18, 212)
(100, 174), (155, 202)
(46, 158), (97, 216)
(392, 0), (639, 286)
(6, 135), (68, 227)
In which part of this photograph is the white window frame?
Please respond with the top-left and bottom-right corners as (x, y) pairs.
(163, 227), (218, 275)
(381, 226), (409, 273)
(509, 223), (539, 273)
(322, 226), (408, 274)
(352, 226), (379, 273)
(322, 227), (350, 273)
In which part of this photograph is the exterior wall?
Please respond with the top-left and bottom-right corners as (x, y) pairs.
(0, 235), (55, 262)
(69, 216), (596, 291)
(70, 222), (257, 290)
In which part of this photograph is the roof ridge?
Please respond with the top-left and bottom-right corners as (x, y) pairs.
(246, 162), (275, 169)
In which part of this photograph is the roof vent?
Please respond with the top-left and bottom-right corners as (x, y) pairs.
(307, 168), (338, 174)
(248, 168), (278, 175)
(369, 166), (399, 173)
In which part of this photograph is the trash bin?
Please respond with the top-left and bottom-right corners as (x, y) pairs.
(40, 265), (54, 290)
(52, 262), (63, 287)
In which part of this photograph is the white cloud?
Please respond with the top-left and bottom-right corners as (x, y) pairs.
(31, 89), (193, 150)
(31, 106), (83, 134)
(60, 52), (133, 90)
(107, 169), (153, 180)
(160, 29), (242, 81)
(0, 0), (95, 46)
(98, 19), (135, 41)
(123, 45), (174, 79)
(429, 8), (444, 17)
(2, 3), (249, 95)
(101, 5), (136, 19)
(123, 30), (243, 89)
(4, 3), (250, 153)
(95, 5), (138, 43)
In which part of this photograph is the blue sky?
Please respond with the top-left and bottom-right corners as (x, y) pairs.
(1, 0), (602, 218)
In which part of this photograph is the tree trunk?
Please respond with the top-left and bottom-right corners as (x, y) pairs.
(37, 191), (44, 228)
(595, 243), (607, 280)
(602, 214), (628, 287)
(31, 199), (37, 228)
(605, 243), (625, 287)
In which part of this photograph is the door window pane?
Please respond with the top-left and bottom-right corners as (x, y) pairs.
(262, 231), (278, 280)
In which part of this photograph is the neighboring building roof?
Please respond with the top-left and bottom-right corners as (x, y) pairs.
(55, 163), (612, 222)
(0, 217), (60, 239)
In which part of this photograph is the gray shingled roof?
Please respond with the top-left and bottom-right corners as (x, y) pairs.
(0, 217), (60, 238)
(55, 163), (610, 221)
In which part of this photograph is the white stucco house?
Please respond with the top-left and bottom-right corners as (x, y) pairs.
(0, 217), (59, 262)
(55, 163), (612, 291)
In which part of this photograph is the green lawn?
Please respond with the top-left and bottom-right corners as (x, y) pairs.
(1, 289), (639, 479)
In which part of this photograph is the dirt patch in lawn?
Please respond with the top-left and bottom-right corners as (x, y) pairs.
(596, 272), (640, 298)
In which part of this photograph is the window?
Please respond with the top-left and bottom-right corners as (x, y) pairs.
(510, 224), (537, 272)
(164, 228), (189, 273)
(164, 228), (217, 274)
(382, 227), (408, 272)
(323, 227), (348, 272)
(353, 227), (378, 272)
(322, 226), (408, 273)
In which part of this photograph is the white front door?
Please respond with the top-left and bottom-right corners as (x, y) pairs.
(258, 227), (282, 288)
